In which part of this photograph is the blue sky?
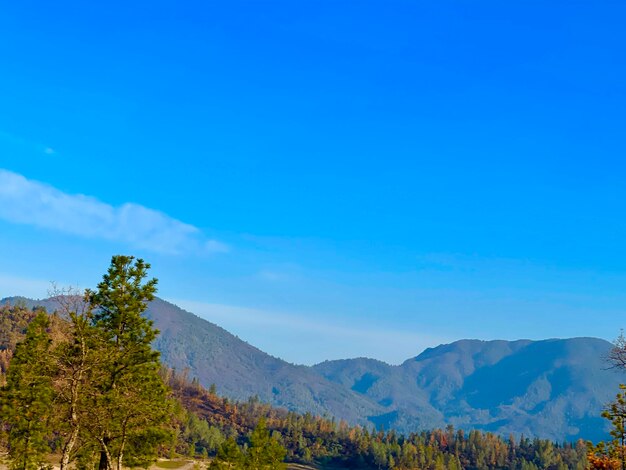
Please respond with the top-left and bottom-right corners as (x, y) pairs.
(1, 0), (625, 364)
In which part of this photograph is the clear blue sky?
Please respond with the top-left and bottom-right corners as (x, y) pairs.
(1, 0), (625, 364)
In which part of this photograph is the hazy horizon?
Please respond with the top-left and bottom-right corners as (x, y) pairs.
(2, 1), (625, 364)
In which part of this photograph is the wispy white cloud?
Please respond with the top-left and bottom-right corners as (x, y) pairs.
(170, 298), (447, 364)
(0, 169), (228, 255)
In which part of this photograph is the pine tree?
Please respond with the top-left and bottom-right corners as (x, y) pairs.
(604, 385), (626, 470)
(0, 312), (55, 470)
(211, 438), (245, 469)
(247, 417), (287, 470)
(588, 384), (626, 470)
(84, 255), (170, 470)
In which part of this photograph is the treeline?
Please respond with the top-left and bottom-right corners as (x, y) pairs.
(0, 256), (590, 469)
(167, 371), (587, 469)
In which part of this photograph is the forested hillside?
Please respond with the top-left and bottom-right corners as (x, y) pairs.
(1, 295), (621, 442)
(168, 368), (589, 470)
(314, 338), (620, 441)
(0, 296), (590, 469)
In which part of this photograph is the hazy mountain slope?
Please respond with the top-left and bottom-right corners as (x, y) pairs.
(145, 298), (384, 422)
(2, 296), (621, 441)
(0, 296), (383, 424)
(313, 357), (443, 430)
(1, 296), (65, 312)
(313, 338), (621, 441)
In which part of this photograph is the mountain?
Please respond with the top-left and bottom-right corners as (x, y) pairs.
(314, 338), (621, 441)
(144, 298), (383, 423)
(1, 296), (621, 441)
(0, 296), (383, 425)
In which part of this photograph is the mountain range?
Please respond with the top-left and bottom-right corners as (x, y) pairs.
(1, 295), (621, 442)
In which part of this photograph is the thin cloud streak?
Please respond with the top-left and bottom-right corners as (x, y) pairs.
(0, 273), (57, 299)
(0, 131), (55, 155)
(170, 298), (447, 364)
(0, 169), (228, 255)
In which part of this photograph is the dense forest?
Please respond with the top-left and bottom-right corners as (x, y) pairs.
(0, 256), (621, 469)
(167, 369), (590, 470)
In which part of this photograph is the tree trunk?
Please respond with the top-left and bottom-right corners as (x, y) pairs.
(117, 435), (126, 470)
(60, 375), (82, 470)
(98, 438), (113, 470)
(21, 434), (30, 470)
(98, 450), (108, 470)
(61, 321), (87, 470)
(60, 423), (79, 470)
(60, 320), (90, 470)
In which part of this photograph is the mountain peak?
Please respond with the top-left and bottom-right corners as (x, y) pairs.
(1, 295), (619, 441)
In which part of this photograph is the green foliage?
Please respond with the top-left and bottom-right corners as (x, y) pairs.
(83, 255), (170, 470)
(246, 417), (286, 470)
(588, 383), (626, 469)
(208, 418), (286, 470)
(211, 438), (245, 469)
(184, 413), (225, 454)
(0, 258), (595, 470)
(0, 304), (48, 386)
(167, 369), (587, 470)
(1, 256), (171, 470)
(123, 427), (173, 468)
(87, 255), (158, 352)
(603, 384), (626, 463)
(0, 313), (55, 470)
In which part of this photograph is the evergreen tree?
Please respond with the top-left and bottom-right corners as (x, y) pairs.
(589, 384), (626, 470)
(211, 438), (245, 469)
(246, 417), (286, 470)
(603, 385), (626, 470)
(84, 255), (170, 470)
(0, 258), (594, 470)
(0, 313), (55, 470)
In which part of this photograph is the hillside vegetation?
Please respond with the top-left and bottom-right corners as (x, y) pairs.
(0, 302), (590, 470)
(0, 256), (602, 469)
(4, 292), (621, 442)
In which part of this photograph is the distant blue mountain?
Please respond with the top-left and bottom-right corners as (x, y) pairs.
(2, 296), (621, 441)
(314, 338), (621, 441)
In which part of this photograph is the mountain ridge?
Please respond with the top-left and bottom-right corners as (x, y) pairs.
(1, 295), (620, 442)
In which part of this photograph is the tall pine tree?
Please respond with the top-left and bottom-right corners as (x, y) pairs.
(84, 255), (170, 470)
